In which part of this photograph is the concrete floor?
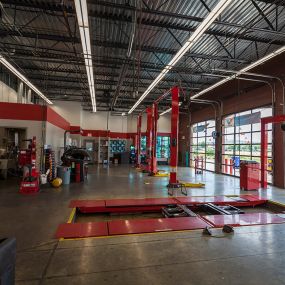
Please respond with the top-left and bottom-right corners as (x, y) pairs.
(1, 165), (285, 285)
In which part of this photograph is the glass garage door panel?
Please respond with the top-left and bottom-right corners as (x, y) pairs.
(222, 106), (272, 183)
(190, 120), (216, 171)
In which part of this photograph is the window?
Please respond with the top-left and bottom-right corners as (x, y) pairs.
(156, 136), (170, 158)
(190, 120), (216, 171)
(140, 135), (170, 159)
(222, 106), (272, 183)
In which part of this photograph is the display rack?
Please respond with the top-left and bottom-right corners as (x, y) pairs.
(98, 137), (110, 164)
(83, 138), (99, 164)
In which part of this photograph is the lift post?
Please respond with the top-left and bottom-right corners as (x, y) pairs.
(149, 103), (158, 175)
(146, 107), (153, 173)
(169, 86), (179, 184)
(136, 114), (142, 168)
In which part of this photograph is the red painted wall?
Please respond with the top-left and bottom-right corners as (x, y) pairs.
(0, 102), (45, 121)
(0, 102), (70, 130)
(46, 107), (70, 131)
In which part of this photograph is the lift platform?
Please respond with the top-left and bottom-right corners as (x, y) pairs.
(55, 195), (285, 240)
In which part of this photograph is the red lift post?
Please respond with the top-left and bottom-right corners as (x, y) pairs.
(135, 114), (142, 168)
(146, 106), (153, 173)
(169, 86), (179, 184)
(261, 114), (285, 188)
(149, 103), (159, 175)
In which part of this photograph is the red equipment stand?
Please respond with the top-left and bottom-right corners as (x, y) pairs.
(194, 157), (204, 174)
(240, 161), (260, 190)
(19, 136), (40, 194)
(169, 86), (179, 185)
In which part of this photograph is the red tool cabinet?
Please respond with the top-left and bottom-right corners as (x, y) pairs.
(240, 161), (260, 191)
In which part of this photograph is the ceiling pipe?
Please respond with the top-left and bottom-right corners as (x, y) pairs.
(214, 69), (284, 113)
(111, 1), (137, 111)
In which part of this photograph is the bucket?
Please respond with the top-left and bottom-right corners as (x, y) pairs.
(40, 174), (47, 184)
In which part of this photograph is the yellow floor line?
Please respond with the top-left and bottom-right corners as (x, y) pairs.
(67, 208), (76, 223)
(180, 182), (205, 188)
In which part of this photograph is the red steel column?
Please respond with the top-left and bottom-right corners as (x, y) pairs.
(136, 115), (142, 167)
(169, 86), (179, 184)
(146, 107), (153, 172)
(150, 103), (158, 175)
(261, 119), (268, 188)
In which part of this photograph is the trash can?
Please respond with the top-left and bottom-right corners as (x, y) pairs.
(57, 166), (71, 185)
(240, 161), (260, 191)
(0, 237), (16, 285)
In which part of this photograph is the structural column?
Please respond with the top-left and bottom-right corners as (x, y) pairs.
(146, 107), (153, 172)
(136, 114), (142, 167)
(169, 86), (179, 184)
(148, 103), (158, 174)
(273, 83), (284, 188)
(178, 112), (190, 166)
(215, 115), (222, 174)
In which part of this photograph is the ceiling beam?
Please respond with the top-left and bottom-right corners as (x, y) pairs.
(3, 0), (285, 44)
(0, 32), (249, 64)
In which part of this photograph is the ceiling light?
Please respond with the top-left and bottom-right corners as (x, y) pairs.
(0, 55), (53, 104)
(192, 45), (285, 99)
(74, 0), (96, 112)
(160, 102), (182, 116)
(128, 0), (233, 114)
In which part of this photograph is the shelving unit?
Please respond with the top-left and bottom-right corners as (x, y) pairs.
(83, 138), (99, 164)
(98, 137), (110, 164)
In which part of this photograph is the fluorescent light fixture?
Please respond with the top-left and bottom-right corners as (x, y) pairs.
(160, 102), (182, 116)
(192, 45), (285, 99)
(0, 55), (53, 104)
(74, 0), (96, 112)
(128, 0), (233, 114)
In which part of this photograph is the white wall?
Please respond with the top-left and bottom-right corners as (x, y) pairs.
(0, 119), (43, 143)
(140, 113), (171, 133)
(82, 111), (128, 132)
(0, 81), (18, 103)
(45, 122), (67, 164)
(157, 113), (171, 133)
(50, 101), (171, 133)
(51, 101), (82, 126)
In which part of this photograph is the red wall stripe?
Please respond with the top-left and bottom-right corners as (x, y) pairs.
(70, 126), (170, 139)
(46, 107), (70, 131)
(0, 102), (45, 121)
(0, 103), (70, 131)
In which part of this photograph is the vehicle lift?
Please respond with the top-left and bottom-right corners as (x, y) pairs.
(135, 86), (205, 187)
(19, 136), (40, 194)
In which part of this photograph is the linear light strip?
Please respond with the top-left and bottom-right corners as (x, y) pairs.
(191, 45), (285, 99)
(128, 0), (233, 114)
(0, 55), (53, 104)
(75, 0), (96, 112)
(160, 102), (182, 116)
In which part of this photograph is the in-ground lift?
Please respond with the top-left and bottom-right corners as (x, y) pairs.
(55, 195), (285, 239)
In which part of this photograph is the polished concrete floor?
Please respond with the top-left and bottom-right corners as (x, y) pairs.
(1, 165), (285, 284)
